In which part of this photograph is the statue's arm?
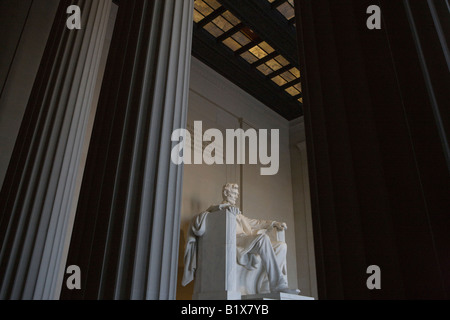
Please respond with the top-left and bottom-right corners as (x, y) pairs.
(244, 216), (274, 230)
(244, 216), (287, 231)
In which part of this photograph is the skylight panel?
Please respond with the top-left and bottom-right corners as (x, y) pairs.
(194, 0), (302, 106)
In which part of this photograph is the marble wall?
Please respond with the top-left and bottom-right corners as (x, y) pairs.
(178, 57), (309, 299)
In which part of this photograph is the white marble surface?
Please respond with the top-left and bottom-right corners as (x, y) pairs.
(242, 293), (315, 301)
(190, 207), (293, 299)
(186, 183), (300, 300)
(193, 209), (241, 300)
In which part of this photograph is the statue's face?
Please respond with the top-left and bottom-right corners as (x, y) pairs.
(225, 186), (239, 206)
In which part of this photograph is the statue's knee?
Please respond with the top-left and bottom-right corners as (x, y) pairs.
(259, 234), (271, 246)
(273, 241), (287, 253)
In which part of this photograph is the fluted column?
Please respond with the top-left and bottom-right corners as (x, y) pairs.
(0, 0), (112, 299)
(295, 0), (450, 299)
(61, 0), (194, 300)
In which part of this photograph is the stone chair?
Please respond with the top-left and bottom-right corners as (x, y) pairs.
(191, 208), (286, 300)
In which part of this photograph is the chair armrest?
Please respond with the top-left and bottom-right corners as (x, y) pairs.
(267, 227), (285, 243)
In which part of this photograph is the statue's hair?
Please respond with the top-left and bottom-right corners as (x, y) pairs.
(223, 183), (238, 197)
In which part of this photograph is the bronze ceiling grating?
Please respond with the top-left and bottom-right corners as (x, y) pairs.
(194, 0), (303, 105)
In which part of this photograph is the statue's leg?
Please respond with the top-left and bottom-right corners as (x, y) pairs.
(250, 235), (288, 292)
(272, 241), (288, 284)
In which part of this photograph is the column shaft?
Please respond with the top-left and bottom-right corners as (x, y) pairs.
(0, 0), (112, 299)
(295, 0), (450, 299)
(61, 0), (194, 300)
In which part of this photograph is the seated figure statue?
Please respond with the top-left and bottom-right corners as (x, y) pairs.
(182, 183), (300, 296)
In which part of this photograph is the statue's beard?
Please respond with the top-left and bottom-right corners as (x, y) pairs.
(223, 199), (236, 206)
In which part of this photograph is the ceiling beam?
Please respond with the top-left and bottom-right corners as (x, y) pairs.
(217, 0), (299, 68)
(251, 51), (280, 68)
(269, 64), (294, 79)
(293, 93), (303, 100)
(288, 16), (296, 26)
(197, 6), (227, 28)
(234, 39), (263, 56)
(270, 0), (287, 8)
(281, 77), (302, 90)
(216, 23), (245, 42)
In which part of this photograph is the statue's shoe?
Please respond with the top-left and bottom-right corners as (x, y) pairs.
(273, 287), (301, 295)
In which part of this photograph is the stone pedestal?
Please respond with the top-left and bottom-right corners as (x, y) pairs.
(193, 210), (242, 300)
(242, 293), (315, 300)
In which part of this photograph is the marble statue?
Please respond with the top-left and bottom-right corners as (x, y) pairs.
(182, 183), (300, 297)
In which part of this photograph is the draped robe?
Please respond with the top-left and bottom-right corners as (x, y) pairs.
(182, 203), (285, 287)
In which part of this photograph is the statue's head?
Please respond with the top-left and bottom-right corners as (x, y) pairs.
(222, 183), (239, 206)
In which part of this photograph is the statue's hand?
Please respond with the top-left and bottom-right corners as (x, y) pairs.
(273, 222), (287, 231)
(226, 206), (241, 216)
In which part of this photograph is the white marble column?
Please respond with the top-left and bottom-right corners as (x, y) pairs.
(0, 0), (112, 300)
(61, 0), (194, 300)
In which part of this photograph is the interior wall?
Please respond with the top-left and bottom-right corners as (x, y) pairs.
(0, 0), (32, 93)
(177, 57), (300, 299)
(0, 0), (60, 189)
